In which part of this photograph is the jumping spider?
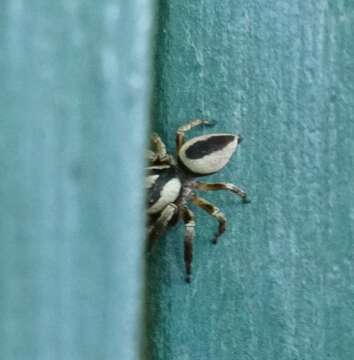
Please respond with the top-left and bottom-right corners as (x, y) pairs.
(146, 119), (249, 283)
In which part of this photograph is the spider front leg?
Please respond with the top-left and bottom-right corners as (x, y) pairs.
(182, 207), (196, 283)
(176, 119), (215, 152)
(145, 149), (157, 162)
(147, 203), (178, 251)
(192, 182), (250, 203)
(148, 132), (174, 165)
(191, 195), (226, 244)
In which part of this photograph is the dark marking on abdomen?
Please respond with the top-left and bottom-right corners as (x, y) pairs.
(185, 135), (235, 159)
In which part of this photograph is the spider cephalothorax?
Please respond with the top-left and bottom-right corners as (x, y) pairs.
(146, 119), (249, 283)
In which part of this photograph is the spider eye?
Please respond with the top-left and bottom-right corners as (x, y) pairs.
(178, 134), (240, 175)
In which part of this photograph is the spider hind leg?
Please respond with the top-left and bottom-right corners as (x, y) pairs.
(176, 119), (215, 152)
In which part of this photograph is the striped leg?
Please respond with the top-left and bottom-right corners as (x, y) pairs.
(182, 207), (196, 283)
(192, 181), (250, 203)
(151, 132), (167, 156)
(145, 149), (158, 162)
(147, 204), (178, 251)
(191, 195), (226, 244)
(176, 119), (215, 152)
(149, 132), (173, 164)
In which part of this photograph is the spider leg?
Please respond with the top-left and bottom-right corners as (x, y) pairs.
(145, 149), (158, 162)
(182, 207), (196, 283)
(146, 164), (171, 171)
(147, 203), (178, 252)
(192, 181), (250, 203)
(191, 195), (226, 244)
(151, 132), (167, 158)
(148, 132), (175, 165)
(176, 119), (215, 152)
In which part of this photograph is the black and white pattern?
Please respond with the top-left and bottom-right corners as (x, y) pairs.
(146, 119), (249, 283)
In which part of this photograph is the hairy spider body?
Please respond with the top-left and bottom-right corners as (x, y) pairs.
(146, 120), (249, 283)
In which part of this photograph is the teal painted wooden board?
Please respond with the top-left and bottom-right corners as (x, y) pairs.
(145, 1), (354, 359)
(0, 1), (153, 359)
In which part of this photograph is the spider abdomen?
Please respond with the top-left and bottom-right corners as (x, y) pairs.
(178, 133), (241, 175)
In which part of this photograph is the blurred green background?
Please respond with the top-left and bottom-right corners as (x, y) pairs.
(0, 1), (153, 359)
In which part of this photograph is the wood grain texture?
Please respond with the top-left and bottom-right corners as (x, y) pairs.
(145, 1), (354, 359)
(0, 1), (153, 359)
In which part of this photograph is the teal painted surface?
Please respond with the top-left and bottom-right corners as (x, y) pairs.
(146, 1), (354, 359)
(0, 1), (153, 359)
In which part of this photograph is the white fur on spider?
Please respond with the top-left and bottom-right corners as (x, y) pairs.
(178, 133), (240, 175)
(145, 175), (159, 189)
(147, 177), (182, 214)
